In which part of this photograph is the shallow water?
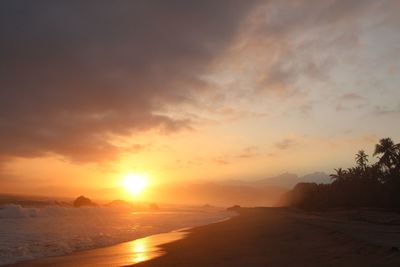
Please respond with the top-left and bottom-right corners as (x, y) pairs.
(9, 230), (188, 267)
(0, 205), (232, 265)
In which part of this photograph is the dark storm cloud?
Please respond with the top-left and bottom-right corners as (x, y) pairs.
(0, 0), (257, 162)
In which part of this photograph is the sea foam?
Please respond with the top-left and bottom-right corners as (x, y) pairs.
(0, 204), (233, 265)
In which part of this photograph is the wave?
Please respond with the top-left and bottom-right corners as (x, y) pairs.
(0, 204), (234, 265)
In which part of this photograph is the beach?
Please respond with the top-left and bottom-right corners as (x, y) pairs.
(7, 207), (400, 266)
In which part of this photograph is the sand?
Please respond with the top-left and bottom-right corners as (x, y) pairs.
(7, 208), (400, 267)
(133, 208), (400, 267)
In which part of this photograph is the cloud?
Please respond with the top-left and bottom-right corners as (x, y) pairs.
(0, 1), (257, 162)
(0, 0), (397, 165)
(275, 138), (297, 150)
(339, 93), (365, 101)
(335, 92), (368, 111)
(237, 146), (259, 159)
(201, 0), (382, 113)
(373, 105), (400, 116)
(213, 158), (230, 166)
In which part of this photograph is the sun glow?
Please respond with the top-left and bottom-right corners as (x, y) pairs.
(122, 173), (148, 195)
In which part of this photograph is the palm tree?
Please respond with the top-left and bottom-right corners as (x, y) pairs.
(355, 150), (368, 170)
(373, 138), (400, 171)
(330, 168), (346, 182)
(347, 166), (364, 180)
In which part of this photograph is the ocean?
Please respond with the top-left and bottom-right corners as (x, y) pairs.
(0, 204), (234, 265)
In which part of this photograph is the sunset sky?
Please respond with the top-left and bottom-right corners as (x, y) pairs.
(1, 1), (400, 199)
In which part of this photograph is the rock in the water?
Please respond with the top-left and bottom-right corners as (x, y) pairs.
(73, 195), (96, 207)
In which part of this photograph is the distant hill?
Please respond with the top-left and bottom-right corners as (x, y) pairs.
(252, 173), (299, 188)
(300, 172), (331, 185)
(223, 172), (331, 189)
(146, 183), (287, 207)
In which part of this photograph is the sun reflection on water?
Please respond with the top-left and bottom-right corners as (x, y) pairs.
(129, 239), (152, 263)
(125, 231), (188, 265)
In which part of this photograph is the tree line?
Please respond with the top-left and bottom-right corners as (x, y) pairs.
(281, 138), (400, 210)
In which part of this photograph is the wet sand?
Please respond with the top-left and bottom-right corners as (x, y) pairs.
(7, 208), (400, 267)
(135, 208), (400, 267)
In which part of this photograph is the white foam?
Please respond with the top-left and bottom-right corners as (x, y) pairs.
(0, 205), (233, 265)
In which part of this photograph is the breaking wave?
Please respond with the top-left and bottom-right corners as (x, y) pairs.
(0, 204), (233, 265)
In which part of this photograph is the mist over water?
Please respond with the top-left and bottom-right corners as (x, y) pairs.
(0, 204), (233, 265)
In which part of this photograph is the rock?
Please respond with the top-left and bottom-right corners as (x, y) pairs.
(73, 195), (96, 207)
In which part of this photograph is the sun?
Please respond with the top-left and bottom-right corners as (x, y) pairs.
(122, 173), (148, 195)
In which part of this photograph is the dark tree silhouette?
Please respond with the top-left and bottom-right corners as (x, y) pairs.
(282, 137), (400, 210)
(355, 150), (368, 170)
(373, 138), (399, 172)
(330, 168), (346, 183)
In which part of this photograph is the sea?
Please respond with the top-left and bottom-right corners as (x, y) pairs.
(0, 203), (234, 265)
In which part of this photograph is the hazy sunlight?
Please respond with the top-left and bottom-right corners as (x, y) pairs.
(122, 173), (148, 196)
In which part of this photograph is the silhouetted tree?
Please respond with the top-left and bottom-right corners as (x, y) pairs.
(373, 138), (399, 172)
(330, 168), (346, 183)
(355, 150), (368, 170)
(282, 137), (400, 210)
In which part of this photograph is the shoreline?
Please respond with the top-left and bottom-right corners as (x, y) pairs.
(4, 211), (236, 267)
(1, 207), (235, 266)
(4, 229), (191, 267)
(6, 207), (400, 266)
(136, 207), (400, 266)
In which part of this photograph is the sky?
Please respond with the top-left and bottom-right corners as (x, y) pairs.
(0, 0), (400, 200)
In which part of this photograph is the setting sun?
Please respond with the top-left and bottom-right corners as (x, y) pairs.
(122, 173), (148, 195)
